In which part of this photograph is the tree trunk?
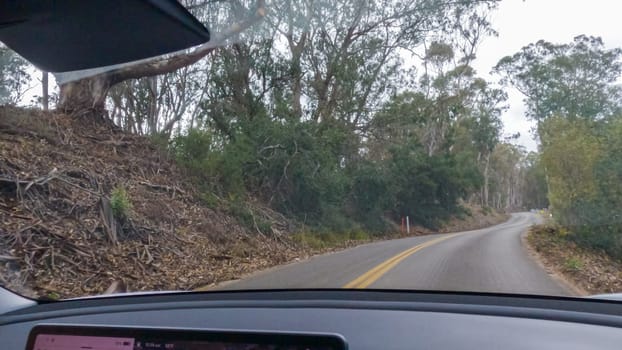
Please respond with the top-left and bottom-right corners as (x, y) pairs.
(146, 76), (158, 133)
(41, 71), (49, 111)
(56, 0), (265, 119)
(483, 153), (490, 207)
(286, 32), (307, 119)
(58, 76), (112, 115)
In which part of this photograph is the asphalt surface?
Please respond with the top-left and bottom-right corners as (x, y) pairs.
(218, 212), (572, 296)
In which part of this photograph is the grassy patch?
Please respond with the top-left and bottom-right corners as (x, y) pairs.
(564, 257), (584, 271)
(292, 232), (327, 250)
(110, 186), (132, 219)
(527, 224), (622, 295)
(349, 229), (370, 241)
(228, 200), (254, 229)
(292, 230), (372, 250)
(148, 133), (171, 150)
(199, 192), (220, 209)
(45, 291), (61, 300)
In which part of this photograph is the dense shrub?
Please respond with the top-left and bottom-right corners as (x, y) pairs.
(171, 118), (480, 234)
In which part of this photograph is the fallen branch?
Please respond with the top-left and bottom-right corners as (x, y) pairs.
(138, 181), (185, 195)
(99, 197), (118, 245)
(0, 170), (102, 197)
(0, 255), (18, 261)
(0, 207), (33, 220)
(211, 254), (234, 260)
(103, 280), (127, 294)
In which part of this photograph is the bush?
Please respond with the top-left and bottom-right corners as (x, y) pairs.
(227, 199), (273, 235)
(110, 186), (132, 219)
(349, 230), (370, 241)
(199, 192), (219, 209)
(292, 228), (371, 251)
(292, 232), (327, 250)
(564, 257), (584, 271)
(480, 206), (492, 215)
(542, 118), (622, 259)
(169, 118), (476, 236)
(257, 220), (273, 235)
(228, 199), (254, 230)
(387, 143), (479, 228)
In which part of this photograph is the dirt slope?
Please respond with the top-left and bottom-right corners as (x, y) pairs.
(0, 107), (508, 299)
(0, 107), (298, 298)
(527, 225), (622, 295)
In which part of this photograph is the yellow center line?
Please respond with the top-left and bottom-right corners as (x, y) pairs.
(342, 234), (459, 289)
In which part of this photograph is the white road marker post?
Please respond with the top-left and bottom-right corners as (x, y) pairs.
(406, 216), (410, 234)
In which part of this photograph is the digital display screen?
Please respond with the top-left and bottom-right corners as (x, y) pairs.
(26, 326), (346, 350)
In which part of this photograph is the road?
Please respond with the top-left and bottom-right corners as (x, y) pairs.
(217, 212), (572, 296)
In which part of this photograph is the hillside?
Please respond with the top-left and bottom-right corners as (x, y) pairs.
(0, 107), (301, 298)
(0, 107), (509, 299)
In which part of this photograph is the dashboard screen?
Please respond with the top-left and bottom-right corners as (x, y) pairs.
(26, 325), (347, 350)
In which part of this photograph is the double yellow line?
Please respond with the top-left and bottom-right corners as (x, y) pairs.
(342, 234), (458, 289)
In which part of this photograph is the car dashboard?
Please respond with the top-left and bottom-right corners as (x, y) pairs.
(2, 289), (622, 350)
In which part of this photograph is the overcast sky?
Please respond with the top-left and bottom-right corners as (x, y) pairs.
(473, 0), (622, 151)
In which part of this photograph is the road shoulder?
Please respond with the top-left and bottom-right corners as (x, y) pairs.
(522, 226), (618, 296)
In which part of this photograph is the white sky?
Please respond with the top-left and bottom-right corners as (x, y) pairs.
(473, 0), (622, 151)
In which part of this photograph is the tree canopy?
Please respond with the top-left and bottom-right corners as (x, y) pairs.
(494, 35), (622, 124)
(0, 46), (29, 105)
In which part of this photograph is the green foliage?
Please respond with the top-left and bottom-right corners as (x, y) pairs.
(0, 46), (29, 105)
(487, 142), (526, 210)
(46, 292), (61, 300)
(348, 161), (392, 231)
(539, 116), (622, 258)
(292, 232), (327, 250)
(227, 199), (255, 230)
(227, 199), (273, 235)
(349, 230), (370, 241)
(541, 117), (603, 226)
(171, 112), (486, 233)
(522, 152), (549, 209)
(257, 220), (273, 235)
(199, 192), (219, 209)
(148, 133), (171, 151)
(494, 35), (622, 260)
(480, 206), (492, 215)
(494, 35), (622, 123)
(564, 257), (584, 272)
(162, 0), (508, 238)
(110, 186), (132, 219)
(388, 143), (481, 228)
(292, 229), (371, 250)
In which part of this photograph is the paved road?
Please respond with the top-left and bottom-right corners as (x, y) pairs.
(218, 212), (572, 296)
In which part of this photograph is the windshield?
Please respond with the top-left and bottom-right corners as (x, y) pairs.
(1, 0), (622, 300)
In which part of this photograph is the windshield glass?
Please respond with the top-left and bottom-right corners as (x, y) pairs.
(1, 0), (622, 300)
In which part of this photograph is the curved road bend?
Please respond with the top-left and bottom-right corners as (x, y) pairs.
(216, 213), (571, 296)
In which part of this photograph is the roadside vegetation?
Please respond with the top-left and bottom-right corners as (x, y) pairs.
(528, 225), (622, 295)
(495, 35), (622, 292)
(0, 0), (596, 297)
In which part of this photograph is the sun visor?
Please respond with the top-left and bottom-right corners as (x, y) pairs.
(0, 0), (210, 73)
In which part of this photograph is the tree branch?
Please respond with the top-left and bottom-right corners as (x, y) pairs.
(106, 0), (266, 87)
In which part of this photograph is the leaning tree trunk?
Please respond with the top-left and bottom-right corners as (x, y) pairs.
(56, 0), (265, 119)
